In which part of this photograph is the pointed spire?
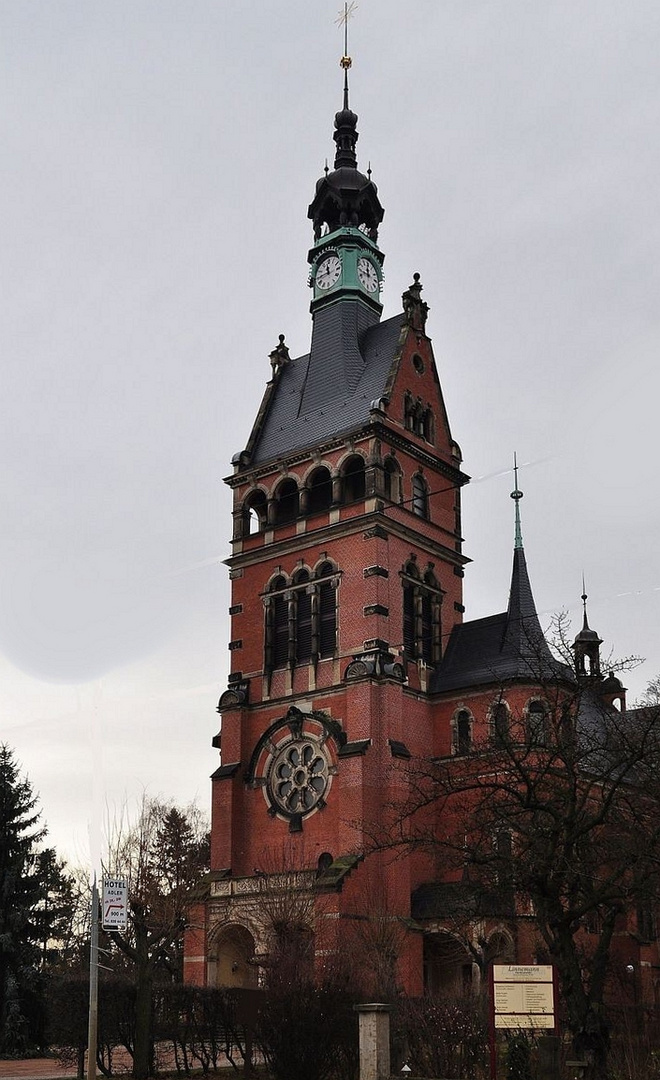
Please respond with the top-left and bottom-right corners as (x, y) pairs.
(573, 575), (602, 645)
(510, 453), (524, 550)
(308, 4), (383, 241)
(503, 467), (558, 674)
(581, 574), (591, 632)
(341, 53), (351, 112)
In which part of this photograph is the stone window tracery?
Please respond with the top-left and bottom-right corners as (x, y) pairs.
(246, 708), (343, 831)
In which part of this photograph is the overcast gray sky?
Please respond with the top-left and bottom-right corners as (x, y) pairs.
(2, 0), (659, 865)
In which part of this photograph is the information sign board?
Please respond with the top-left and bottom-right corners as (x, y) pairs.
(492, 964), (555, 1031)
(102, 877), (128, 931)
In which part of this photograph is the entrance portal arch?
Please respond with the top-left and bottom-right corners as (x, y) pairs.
(208, 924), (259, 989)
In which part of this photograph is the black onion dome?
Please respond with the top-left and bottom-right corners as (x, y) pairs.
(308, 102), (384, 241)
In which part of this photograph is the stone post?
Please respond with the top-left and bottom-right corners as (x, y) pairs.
(354, 1003), (390, 1080)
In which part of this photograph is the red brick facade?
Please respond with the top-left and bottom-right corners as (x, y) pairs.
(183, 93), (659, 1013)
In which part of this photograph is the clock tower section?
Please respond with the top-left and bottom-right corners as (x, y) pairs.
(185, 70), (469, 995)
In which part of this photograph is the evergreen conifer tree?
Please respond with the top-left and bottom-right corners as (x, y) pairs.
(0, 744), (67, 1053)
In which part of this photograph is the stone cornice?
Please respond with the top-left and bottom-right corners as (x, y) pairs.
(225, 508), (469, 572)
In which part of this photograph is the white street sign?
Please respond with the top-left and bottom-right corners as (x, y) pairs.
(102, 877), (128, 931)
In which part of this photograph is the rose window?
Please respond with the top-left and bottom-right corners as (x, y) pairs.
(268, 739), (329, 815)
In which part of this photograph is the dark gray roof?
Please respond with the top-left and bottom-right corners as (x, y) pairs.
(249, 305), (405, 465)
(432, 546), (571, 693)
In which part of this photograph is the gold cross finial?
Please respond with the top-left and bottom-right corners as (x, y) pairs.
(336, 2), (358, 70)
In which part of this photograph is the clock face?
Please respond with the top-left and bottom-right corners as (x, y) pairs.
(316, 255), (342, 290)
(357, 256), (379, 293)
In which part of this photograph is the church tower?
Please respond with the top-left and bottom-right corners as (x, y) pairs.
(184, 54), (469, 995)
(183, 46), (638, 1001)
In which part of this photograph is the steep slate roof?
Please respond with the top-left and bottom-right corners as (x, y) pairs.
(249, 306), (405, 465)
(432, 546), (571, 693)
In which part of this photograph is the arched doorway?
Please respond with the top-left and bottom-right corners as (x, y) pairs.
(208, 925), (259, 989)
(423, 931), (474, 996)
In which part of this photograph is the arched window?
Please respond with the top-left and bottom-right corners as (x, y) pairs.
(243, 490), (267, 535)
(454, 709), (472, 755)
(403, 581), (416, 656)
(264, 563), (338, 673)
(307, 467), (333, 515)
(404, 393), (433, 441)
(412, 474), (429, 519)
(383, 457), (401, 503)
(527, 700), (549, 747)
(269, 576), (289, 670)
(317, 561), (337, 658)
(421, 591), (434, 662)
(342, 456), (366, 503)
(274, 478), (299, 524)
(293, 570), (312, 662)
(317, 852), (333, 876)
(491, 702), (509, 746)
(401, 560), (441, 664)
(423, 408), (435, 444)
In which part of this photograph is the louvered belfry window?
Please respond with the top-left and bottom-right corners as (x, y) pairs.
(401, 561), (442, 665)
(265, 563), (338, 672)
(294, 571), (313, 662)
(317, 562), (336, 658)
(421, 591), (434, 663)
(403, 582), (416, 656)
(271, 576), (289, 670)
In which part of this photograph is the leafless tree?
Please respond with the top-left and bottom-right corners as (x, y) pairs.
(101, 796), (209, 1079)
(383, 643), (660, 1079)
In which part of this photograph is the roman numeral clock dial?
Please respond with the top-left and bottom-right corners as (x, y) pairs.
(315, 254), (342, 290)
(357, 255), (379, 293)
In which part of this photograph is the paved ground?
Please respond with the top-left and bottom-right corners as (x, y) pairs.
(0, 1060), (77, 1080)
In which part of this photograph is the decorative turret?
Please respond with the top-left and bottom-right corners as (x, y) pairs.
(307, 54), (384, 241)
(572, 581), (603, 679)
(307, 37), (385, 320)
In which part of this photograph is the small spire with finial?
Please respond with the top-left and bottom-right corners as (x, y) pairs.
(510, 453), (524, 550)
(336, 2), (358, 108)
(581, 573), (591, 631)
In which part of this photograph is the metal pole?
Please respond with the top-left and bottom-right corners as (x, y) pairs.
(489, 966), (497, 1080)
(87, 874), (99, 1080)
